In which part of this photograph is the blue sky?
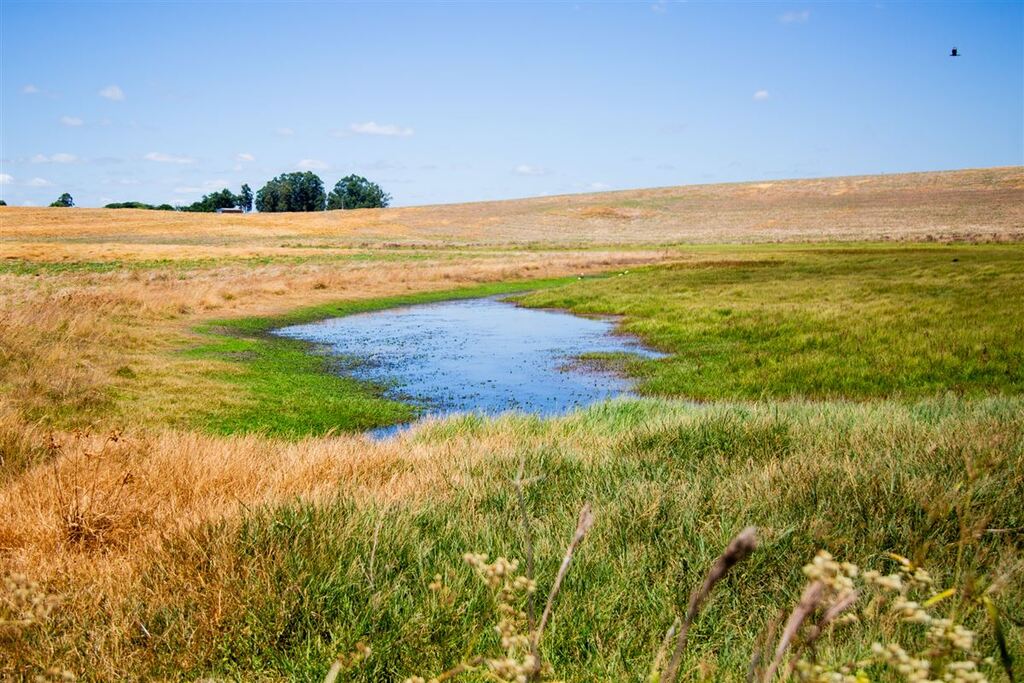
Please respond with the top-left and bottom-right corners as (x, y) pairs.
(1, 1), (1021, 208)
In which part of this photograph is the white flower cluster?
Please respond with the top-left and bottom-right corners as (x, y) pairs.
(863, 570), (904, 592)
(32, 669), (77, 683)
(463, 553), (536, 596)
(927, 619), (976, 653)
(793, 551), (994, 683)
(405, 553), (542, 683)
(802, 550), (859, 594)
(871, 642), (933, 681)
(2, 572), (59, 626)
(794, 660), (869, 683)
(486, 654), (539, 683)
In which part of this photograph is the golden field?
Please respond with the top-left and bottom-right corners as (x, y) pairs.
(3, 167), (1022, 261)
(1, 168), (1022, 680)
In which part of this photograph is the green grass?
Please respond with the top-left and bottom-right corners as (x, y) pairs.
(515, 244), (1024, 399)
(184, 244), (1024, 437)
(186, 275), (602, 437)
(10, 243), (1024, 680)
(107, 397), (1023, 680)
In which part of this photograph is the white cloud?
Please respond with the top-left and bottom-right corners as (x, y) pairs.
(588, 182), (611, 191)
(349, 121), (414, 137)
(236, 152), (255, 162)
(297, 159), (329, 170)
(144, 151), (195, 164)
(173, 186), (202, 194)
(0, 173), (12, 185)
(514, 164), (548, 176)
(276, 127), (295, 136)
(119, 178), (140, 185)
(650, 0), (668, 13)
(779, 9), (810, 23)
(31, 153), (79, 163)
(99, 85), (125, 101)
(22, 84), (40, 95)
(27, 177), (53, 187)
(753, 89), (770, 101)
(60, 116), (84, 127)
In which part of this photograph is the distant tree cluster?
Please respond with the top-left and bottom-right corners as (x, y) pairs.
(255, 173), (390, 213)
(105, 201), (176, 211)
(0, 200), (7, 206)
(327, 175), (392, 210)
(255, 173), (325, 212)
(52, 173), (391, 213)
(181, 184), (253, 213)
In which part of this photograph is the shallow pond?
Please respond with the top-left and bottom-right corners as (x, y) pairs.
(274, 297), (663, 435)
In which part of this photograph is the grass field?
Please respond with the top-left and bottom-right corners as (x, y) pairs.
(1, 169), (1022, 681)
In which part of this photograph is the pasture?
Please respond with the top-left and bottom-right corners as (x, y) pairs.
(1, 168), (1022, 681)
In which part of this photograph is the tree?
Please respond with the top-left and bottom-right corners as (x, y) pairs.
(239, 183), (253, 212)
(255, 172), (326, 212)
(0, 200), (7, 206)
(182, 188), (240, 212)
(179, 184), (254, 212)
(327, 175), (391, 210)
(105, 201), (162, 209)
(49, 193), (74, 208)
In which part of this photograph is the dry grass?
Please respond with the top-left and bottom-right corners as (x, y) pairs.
(0, 420), (493, 577)
(2, 167), (1021, 255)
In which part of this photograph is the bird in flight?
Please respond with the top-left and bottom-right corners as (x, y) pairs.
(950, 47), (960, 57)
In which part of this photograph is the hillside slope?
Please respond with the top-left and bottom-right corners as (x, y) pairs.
(1, 167), (1021, 260)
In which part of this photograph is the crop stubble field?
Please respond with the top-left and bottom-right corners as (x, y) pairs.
(0, 167), (1022, 681)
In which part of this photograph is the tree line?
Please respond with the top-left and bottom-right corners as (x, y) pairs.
(33, 173), (391, 212)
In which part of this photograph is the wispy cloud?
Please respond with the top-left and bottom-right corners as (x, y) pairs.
(27, 177), (53, 187)
(779, 9), (810, 23)
(99, 85), (125, 101)
(349, 121), (414, 137)
(31, 153), (79, 163)
(587, 182), (611, 191)
(0, 173), (12, 185)
(297, 159), (329, 170)
(144, 151), (195, 164)
(236, 152), (255, 162)
(650, 0), (669, 13)
(59, 116), (84, 127)
(514, 164), (548, 176)
(753, 89), (770, 101)
(276, 127), (295, 137)
(22, 84), (40, 95)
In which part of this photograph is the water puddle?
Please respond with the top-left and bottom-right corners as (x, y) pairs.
(274, 296), (664, 437)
